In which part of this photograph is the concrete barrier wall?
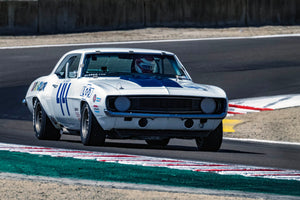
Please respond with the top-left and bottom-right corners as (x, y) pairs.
(0, 0), (299, 35)
(0, 0), (38, 34)
(38, 0), (145, 33)
(143, 0), (247, 27)
(246, 0), (300, 26)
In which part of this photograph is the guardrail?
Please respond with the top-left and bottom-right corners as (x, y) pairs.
(0, 0), (299, 35)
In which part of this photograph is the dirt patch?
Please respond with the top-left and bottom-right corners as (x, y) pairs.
(225, 107), (300, 143)
(0, 178), (261, 200)
(1, 26), (300, 47)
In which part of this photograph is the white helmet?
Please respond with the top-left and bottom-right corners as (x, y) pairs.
(135, 56), (157, 73)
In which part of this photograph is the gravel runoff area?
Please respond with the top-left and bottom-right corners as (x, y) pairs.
(1, 26), (300, 47)
(225, 107), (300, 143)
(0, 175), (266, 200)
(1, 26), (300, 199)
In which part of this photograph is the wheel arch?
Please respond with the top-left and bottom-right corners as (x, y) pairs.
(79, 100), (106, 146)
(32, 97), (49, 116)
(80, 100), (88, 112)
(32, 96), (61, 130)
(32, 96), (38, 106)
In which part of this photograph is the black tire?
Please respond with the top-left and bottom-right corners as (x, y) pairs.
(33, 100), (61, 140)
(80, 103), (106, 146)
(196, 122), (223, 151)
(145, 138), (170, 147)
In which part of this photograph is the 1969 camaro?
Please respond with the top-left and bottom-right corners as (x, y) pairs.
(24, 48), (228, 151)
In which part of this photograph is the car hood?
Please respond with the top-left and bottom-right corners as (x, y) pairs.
(88, 76), (226, 98)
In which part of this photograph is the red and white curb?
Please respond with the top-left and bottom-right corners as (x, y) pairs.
(228, 94), (300, 115)
(1, 142), (300, 181)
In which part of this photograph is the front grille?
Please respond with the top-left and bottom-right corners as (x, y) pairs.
(130, 97), (200, 113)
(106, 96), (226, 114)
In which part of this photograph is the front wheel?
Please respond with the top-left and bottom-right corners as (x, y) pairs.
(80, 103), (106, 146)
(196, 122), (223, 151)
(33, 100), (61, 140)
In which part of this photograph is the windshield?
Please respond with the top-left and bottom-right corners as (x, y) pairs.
(81, 53), (187, 79)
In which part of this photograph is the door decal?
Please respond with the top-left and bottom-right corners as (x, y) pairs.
(56, 83), (71, 116)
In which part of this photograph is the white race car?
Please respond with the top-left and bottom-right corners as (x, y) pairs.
(24, 48), (227, 151)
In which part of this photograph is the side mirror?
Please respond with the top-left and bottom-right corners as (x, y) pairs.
(69, 71), (77, 78)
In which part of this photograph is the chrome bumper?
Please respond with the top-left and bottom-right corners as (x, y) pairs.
(104, 110), (227, 119)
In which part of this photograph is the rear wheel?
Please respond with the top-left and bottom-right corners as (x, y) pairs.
(33, 100), (61, 140)
(145, 138), (170, 147)
(80, 103), (106, 146)
(196, 122), (223, 151)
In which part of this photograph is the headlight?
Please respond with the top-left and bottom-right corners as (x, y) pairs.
(114, 97), (131, 112)
(200, 98), (217, 114)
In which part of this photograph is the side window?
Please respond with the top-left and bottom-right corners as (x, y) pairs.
(55, 57), (69, 79)
(67, 55), (80, 78)
(55, 54), (81, 79)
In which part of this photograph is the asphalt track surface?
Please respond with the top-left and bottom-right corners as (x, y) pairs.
(0, 37), (300, 170)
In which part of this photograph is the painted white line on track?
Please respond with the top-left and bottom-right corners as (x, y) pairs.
(224, 137), (300, 146)
(1, 34), (300, 50)
(228, 94), (300, 115)
(230, 94), (300, 110)
(0, 142), (300, 181)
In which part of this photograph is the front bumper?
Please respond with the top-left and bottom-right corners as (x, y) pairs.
(104, 110), (227, 119)
(98, 114), (222, 133)
(108, 128), (211, 139)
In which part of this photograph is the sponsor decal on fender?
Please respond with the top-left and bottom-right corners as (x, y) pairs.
(93, 94), (101, 103)
(74, 108), (81, 120)
(80, 84), (94, 98)
(95, 97), (101, 103)
(31, 81), (48, 91)
(93, 105), (100, 113)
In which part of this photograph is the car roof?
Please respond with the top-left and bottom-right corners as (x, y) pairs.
(67, 48), (174, 55)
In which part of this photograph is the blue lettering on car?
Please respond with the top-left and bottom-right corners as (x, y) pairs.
(56, 82), (71, 116)
(80, 84), (94, 98)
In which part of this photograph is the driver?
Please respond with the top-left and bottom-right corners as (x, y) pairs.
(134, 56), (157, 73)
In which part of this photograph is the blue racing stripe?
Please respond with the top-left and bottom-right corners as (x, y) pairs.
(64, 83), (71, 116)
(121, 76), (182, 88)
(56, 83), (62, 104)
(59, 83), (67, 116)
